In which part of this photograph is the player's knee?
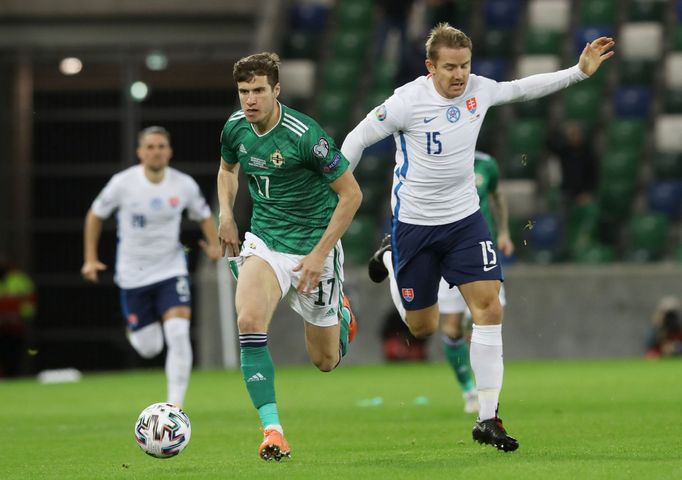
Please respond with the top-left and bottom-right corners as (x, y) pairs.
(311, 353), (337, 372)
(237, 311), (266, 333)
(409, 321), (438, 339)
(472, 299), (502, 325)
(129, 324), (164, 359)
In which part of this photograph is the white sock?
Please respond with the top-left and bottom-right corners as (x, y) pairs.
(383, 251), (407, 324)
(163, 318), (193, 407)
(470, 324), (503, 421)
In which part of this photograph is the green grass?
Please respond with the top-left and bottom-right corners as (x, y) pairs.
(1, 359), (681, 479)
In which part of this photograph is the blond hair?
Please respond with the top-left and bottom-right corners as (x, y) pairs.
(425, 23), (472, 63)
(138, 125), (170, 145)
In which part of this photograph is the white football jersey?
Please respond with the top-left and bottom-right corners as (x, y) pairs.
(91, 165), (211, 289)
(342, 65), (587, 225)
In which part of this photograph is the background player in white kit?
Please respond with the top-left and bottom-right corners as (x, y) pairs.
(342, 23), (614, 452)
(81, 126), (221, 407)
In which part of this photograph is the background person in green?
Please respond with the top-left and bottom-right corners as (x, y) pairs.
(217, 52), (362, 462)
(436, 151), (514, 414)
(0, 252), (36, 377)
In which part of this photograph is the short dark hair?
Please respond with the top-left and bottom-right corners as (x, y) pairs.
(425, 23), (473, 63)
(138, 125), (171, 145)
(233, 52), (280, 88)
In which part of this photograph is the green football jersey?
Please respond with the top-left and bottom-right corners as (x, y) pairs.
(474, 151), (500, 242)
(220, 103), (350, 255)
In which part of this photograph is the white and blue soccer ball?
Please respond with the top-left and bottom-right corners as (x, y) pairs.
(134, 402), (191, 458)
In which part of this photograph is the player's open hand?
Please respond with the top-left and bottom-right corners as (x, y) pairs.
(198, 239), (222, 261)
(578, 36), (615, 76)
(81, 260), (107, 283)
(293, 251), (325, 293)
(497, 232), (515, 257)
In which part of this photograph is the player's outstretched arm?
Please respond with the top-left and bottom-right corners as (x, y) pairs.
(81, 209), (107, 283)
(217, 159), (241, 258)
(578, 36), (616, 76)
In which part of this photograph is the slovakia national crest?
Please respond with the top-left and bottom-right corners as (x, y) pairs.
(169, 196), (179, 208)
(401, 288), (415, 302)
(466, 97), (477, 114)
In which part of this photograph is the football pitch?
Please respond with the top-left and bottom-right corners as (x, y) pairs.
(1, 359), (680, 480)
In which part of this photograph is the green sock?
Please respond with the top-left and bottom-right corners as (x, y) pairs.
(339, 306), (350, 357)
(240, 336), (278, 427)
(442, 335), (475, 393)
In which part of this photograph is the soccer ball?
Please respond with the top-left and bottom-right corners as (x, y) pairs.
(134, 402), (191, 458)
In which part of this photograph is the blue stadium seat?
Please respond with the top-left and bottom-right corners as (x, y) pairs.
(289, 2), (329, 32)
(529, 213), (562, 252)
(647, 180), (682, 218)
(472, 58), (507, 81)
(574, 26), (615, 55)
(483, 0), (521, 28)
(613, 86), (651, 118)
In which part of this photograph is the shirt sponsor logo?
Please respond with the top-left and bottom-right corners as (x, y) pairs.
(466, 97), (477, 114)
(270, 149), (285, 167)
(401, 288), (414, 302)
(249, 156), (267, 168)
(312, 137), (330, 159)
(375, 104), (387, 121)
(323, 152), (342, 172)
(446, 106), (460, 123)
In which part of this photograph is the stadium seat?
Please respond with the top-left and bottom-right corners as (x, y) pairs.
(471, 58), (507, 81)
(514, 98), (549, 118)
(678, 0), (682, 22)
(664, 53), (682, 89)
(647, 180), (682, 218)
(284, 31), (321, 60)
(600, 149), (639, 182)
(528, 213), (562, 253)
(606, 119), (645, 152)
(618, 60), (655, 85)
(279, 60), (316, 99)
(331, 29), (370, 61)
(342, 215), (378, 264)
(483, 0), (521, 28)
(574, 26), (615, 55)
(372, 61), (398, 91)
(516, 55), (560, 77)
(598, 178), (637, 222)
(478, 29), (514, 57)
(663, 89), (682, 113)
(579, 0), (616, 25)
(620, 22), (663, 60)
(628, 0), (665, 22)
(563, 82), (601, 124)
(626, 213), (670, 261)
(289, 2), (329, 32)
(524, 30), (563, 55)
(322, 60), (361, 92)
(654, 115), (682, 153)
(574, 243), (615, 264)
(528, 0), (570, 32)
(674, 27), (682, 51)
(653, 152), (682, 178)
(613, 86), (651, 118)
(335, 0), (372, 30)
(566, 201), (600, 254)
(507, 119), (546, 156)
(364, 87), (394, 114)
(316, 91), (352, 135)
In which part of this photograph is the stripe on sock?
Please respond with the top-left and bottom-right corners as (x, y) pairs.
(239, 333), (267, 348)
